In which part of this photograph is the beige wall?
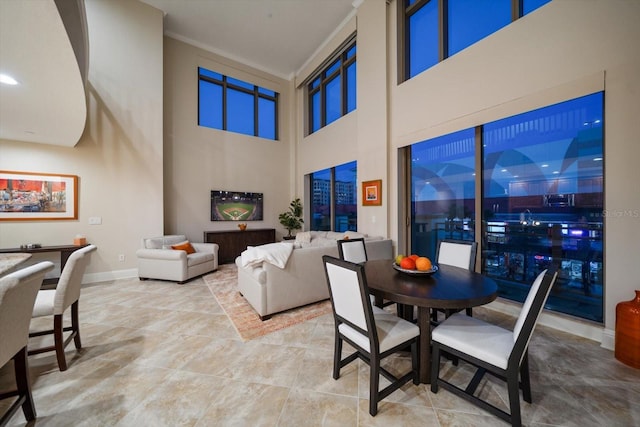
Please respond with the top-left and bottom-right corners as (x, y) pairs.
(163, 38), (293, 241)
(297, 0), (640, 340)
(0, 0), (164, 280)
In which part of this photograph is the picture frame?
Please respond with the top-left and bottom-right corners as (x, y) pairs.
(362, 179), (382, 206)
(0, 171), (78, 221)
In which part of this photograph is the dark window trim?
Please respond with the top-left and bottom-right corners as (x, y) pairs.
(304, 33), (357, 135)
(198, 67), (279, 140)
(398, 0), (539, 83)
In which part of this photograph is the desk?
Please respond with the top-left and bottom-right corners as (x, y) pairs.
(0, 253), (32, 276)
(0, 244), (88, 286)
(364, 259), (498, 384)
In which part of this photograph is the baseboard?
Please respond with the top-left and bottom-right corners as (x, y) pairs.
(601, 328), (615, 350)
(485, 298), (611, 349)
(83, 268), (138, 284)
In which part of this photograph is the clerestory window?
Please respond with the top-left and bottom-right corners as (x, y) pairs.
(198, 67), (279, 140)
(399, 0), (552, 82)
(307, 37), (356, 135)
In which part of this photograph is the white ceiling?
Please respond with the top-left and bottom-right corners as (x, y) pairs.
(140, 0), (358, 79)
(0, 0), (87, 147)
(0, 0), (356, 148)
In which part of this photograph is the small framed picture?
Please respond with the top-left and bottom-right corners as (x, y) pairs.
(362, 179), (382, 206)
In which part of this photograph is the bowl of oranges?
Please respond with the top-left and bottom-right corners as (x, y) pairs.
(392, 254), (438, 276)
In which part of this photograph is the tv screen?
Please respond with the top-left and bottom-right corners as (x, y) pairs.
(211, 190), (263, 221)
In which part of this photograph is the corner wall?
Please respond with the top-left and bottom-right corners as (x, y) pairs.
(0, 0), (164, 279)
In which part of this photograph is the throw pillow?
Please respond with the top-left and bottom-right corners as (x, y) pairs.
(171, 241), (196, 254)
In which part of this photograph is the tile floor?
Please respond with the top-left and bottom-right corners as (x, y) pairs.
(2, 273), (640, 426)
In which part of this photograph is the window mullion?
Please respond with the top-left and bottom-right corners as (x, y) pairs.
(222, 77), (228, 131)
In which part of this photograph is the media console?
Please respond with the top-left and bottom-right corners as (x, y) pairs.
(204, 228), (276, 264)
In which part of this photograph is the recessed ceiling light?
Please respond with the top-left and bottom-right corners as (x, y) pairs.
(0, 73), (18, 85)
(552, 171), (560, 174)
(541, 164), (549, 168)
(501, 168), (508, 172)
(593, 157), (603, 161)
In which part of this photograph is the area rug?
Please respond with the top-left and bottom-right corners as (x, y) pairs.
(203, 264), (332, 341)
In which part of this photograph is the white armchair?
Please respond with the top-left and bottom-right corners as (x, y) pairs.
(136, 235), (218, 283)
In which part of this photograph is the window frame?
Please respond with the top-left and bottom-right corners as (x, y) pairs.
(398, 0), (549, 83)
(307, 161), (358, 232)
(306, 35), (357, 135)
(198, 67), (279, 140)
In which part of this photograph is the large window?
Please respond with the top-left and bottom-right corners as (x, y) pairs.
(400, 0), (552, 81)
(409, 92), (604, 323)
(198, 67), (278, 140)
(307, 38), (356, 134)
(483, 93), (604, 322)
(310, 161), (357, 231)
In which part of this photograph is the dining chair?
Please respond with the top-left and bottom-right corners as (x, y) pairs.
(432, 239), (478, 321)
(430, 268), (558, 427)
(0, 261), (54, 426)
(28, 245), (97, 371)
(337, 238), (395, 309)
(322, 255), (420, 416)
(337, 237), (368, 264)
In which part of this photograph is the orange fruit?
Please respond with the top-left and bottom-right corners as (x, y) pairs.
(409, 254), (419, 261)
(400, 257), (416, 270)
(415, 257), (433, 271)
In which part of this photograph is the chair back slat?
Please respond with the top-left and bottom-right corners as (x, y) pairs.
(436, 240), (477, 271)
(324, 258), (369, 332)
(337, 238), (368, 264)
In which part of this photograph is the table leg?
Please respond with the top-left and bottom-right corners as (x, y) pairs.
(417, 306), (431, 384)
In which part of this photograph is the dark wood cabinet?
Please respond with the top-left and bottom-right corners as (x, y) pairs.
(203, 228), (276, 264)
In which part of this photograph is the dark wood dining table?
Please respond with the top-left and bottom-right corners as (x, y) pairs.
(364, 258), (498, 384)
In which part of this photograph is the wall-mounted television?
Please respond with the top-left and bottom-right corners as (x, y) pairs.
(211, 190), (263, 221)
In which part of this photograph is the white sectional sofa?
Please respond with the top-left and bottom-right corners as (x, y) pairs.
(235, 231), (393, 320)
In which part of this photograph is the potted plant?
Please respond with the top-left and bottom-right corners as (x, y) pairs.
(279, 198), (304, 239)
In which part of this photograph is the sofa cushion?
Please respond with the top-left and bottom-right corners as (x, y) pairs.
(295, 231), (312, 244)
(171, 241), (196, 254)
(187, 252), (215, 266)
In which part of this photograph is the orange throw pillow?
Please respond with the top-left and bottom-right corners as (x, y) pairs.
(171, 241), (196, 254)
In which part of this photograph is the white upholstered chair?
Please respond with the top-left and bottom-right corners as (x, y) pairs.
(337, 237), (367, 264)
(433, 239), (478, 321)
(0, 261), (54, 425)
(430, 268), (558, 427)
(322, 255), (419, 416)
(137, 235), (218, 283)
(29, 245), (96, 371)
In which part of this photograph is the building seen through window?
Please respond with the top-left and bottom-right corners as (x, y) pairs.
(410, 92), (604, 323)
(310, 161), (357, 232)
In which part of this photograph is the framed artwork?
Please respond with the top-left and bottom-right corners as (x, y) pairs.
(0, 171), (78, 221)
(362, 179), (382, 206)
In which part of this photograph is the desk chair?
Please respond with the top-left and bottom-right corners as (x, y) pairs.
(430, 268), (558, 427)
(29, 245), (97, 371)
(322, 255), (419, 416)
(0, 261), (54, 426)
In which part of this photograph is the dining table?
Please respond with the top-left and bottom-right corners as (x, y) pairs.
(364, 258), (498, 384)
(0, 252), (33, 277)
